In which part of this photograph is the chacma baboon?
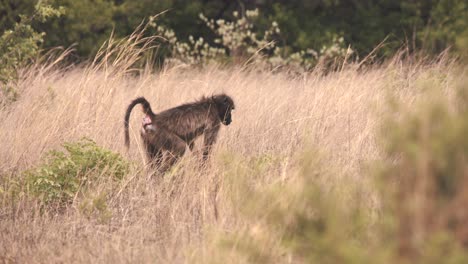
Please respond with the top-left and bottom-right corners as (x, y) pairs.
(124, 94), (235, 172)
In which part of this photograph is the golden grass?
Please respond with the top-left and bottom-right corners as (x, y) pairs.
(0, 48), (463, 262)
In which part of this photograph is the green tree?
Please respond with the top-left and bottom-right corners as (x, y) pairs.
(40, 0), (116, 58)
(0, 0), (63, 105)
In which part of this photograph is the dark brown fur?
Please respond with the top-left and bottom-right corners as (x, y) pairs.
(124, 94), (235, 172)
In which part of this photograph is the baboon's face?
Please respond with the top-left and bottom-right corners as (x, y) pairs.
(223, 109), (233, 125)
(214, 95), (235, 126)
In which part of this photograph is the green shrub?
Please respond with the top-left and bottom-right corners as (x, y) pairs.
(25, 138), (129, 208)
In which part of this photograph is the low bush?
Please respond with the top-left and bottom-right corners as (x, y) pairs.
(24, 138), (129, 209)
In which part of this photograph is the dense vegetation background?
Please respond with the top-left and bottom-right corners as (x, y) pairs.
(1, 0), (467, 60)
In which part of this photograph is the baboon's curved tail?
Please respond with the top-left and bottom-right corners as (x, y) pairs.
(124, 97), (155, 148)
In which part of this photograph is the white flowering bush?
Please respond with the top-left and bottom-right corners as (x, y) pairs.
(151, 9), (352, 71)
(148, 15), (225, 65)
(199, 9), (280, 62)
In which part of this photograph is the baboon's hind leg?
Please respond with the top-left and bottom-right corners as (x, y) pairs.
(159, 135), (187, 173)
(149, 150), (164, 171)
(144, 142), (163, 168)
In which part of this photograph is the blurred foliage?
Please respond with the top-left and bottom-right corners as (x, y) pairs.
(209, 150), (384, 263)
(204, 78), (468, 263)
(217, 151), (378, 263)
(24, 138), (129, 210)
(378, 76), (468, 259)
(0, 0), (466, 62)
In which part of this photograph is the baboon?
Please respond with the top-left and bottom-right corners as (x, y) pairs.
(124, 94), (235, 172)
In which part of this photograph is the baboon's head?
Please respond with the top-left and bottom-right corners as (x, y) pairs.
(213, 94), (235, 126)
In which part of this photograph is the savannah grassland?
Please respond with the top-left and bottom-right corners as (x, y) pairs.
(1, 48), (467, 263)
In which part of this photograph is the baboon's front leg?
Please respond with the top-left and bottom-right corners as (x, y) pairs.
(202, 127), (220, 161)
(189, 141), (195, 151)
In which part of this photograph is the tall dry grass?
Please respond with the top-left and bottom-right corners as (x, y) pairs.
(0, 39), (464, 263)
